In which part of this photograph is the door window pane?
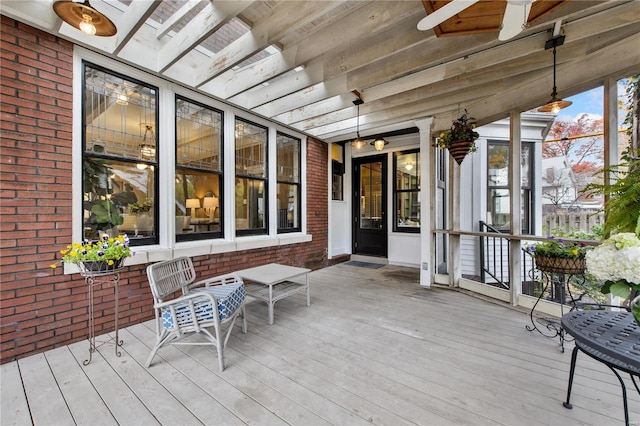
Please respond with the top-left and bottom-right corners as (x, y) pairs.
(360, 161), (383, 230)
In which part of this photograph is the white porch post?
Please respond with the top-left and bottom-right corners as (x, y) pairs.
(415, 118), (434, 288)
(508, 111), (522, 306)
(448, 155), (461, 287)
(604, 78), (619, 201)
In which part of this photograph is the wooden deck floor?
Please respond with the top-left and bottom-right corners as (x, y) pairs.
(2, 262), (639, 426)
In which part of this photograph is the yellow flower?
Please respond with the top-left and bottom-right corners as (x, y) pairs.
(571, 249), (578, 256)
(61, 249), (68, 255)
(439, 132), (445, 138)
(50, 264), (57, 269)
(107, 259), (114, 266)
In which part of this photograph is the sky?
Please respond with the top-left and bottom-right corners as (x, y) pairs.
(556, 87), (604, 123)
(556, 79), (630, 125)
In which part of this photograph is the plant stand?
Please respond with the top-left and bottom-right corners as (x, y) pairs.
(526, 260), (586, 352)
(80, 265), (125, 365)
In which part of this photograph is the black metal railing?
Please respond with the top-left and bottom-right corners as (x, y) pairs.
(479, 221), (538, 296)
(479, 221), (509, 289)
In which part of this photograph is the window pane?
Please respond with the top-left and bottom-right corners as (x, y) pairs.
(277, 133), (300, 232)
(394, 150), (420, 232)
(83, 159), (155, 240)
(175, 97), (223, 240)
(396, 152), (419, 190)
(397, 192), (420, 227)
(84, 66), (157, 161)
(488, 188), (510, 230)
(235, 119), (267, 178)
(521, 144), (530, 187)
(83, 64), (157, 244)
(488, 144), (509, 186)
(176, 98), (222, 171)
(235, 177), (266, 231)
(277, 183), (298, 230)
(331, 144), (344, 201)
(276, 133), (300, 183)
(175, 170), (221, 235)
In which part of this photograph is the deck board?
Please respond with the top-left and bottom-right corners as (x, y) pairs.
(2, 263), (638, 426)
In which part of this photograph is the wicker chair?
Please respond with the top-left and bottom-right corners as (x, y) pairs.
(146, 256), (247, 371)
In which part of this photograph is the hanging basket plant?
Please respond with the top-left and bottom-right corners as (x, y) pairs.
(434, 110), (480, 165)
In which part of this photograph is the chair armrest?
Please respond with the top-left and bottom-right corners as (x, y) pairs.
(188, 273), (244, 292)
(154, 290), (217, 310)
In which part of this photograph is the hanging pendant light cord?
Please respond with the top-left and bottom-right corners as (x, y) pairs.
(551, 44), (558, 97)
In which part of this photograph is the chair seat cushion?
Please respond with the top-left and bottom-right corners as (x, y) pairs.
(161, 283), (245, 329)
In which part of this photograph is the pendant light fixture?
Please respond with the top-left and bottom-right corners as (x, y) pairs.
(351, 92), (367, 149)
(538, 35), (572, 114)
(371, 137), (389, 152)
(53, 0), (117, 37)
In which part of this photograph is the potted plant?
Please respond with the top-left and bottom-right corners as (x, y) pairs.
(83, 158), (136, 238)
(53, 234), (132, 273)
(525, 236), (591, 274)
(586, 232), (640, 325)
(128, 199), (153, 215)
(434, 110), (480, 164)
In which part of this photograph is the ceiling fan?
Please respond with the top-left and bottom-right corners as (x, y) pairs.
(417, 0), (535, 41)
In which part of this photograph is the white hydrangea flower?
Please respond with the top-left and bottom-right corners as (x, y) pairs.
(586, 233), (640, 285)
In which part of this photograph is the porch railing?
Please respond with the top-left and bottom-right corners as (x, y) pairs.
(478, 221), (538, 295)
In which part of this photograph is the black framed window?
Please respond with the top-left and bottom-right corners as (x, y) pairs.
(487, 141), (533, 234)
(82, 62), (158, 246)
(175, 96), (223, 241)
(331, 143), (344, 200)
(276, 132), (301, 232)
(235, 118), (268, 235)
(393, 149), (420, 232)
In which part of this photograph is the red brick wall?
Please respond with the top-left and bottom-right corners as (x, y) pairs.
(0, 17), (329, 364)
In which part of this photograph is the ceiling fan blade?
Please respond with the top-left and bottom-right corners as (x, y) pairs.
(499, 0), (534, 41)
(417, 0), (481, 31)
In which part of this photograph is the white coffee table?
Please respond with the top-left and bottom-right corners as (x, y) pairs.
(236, 263), (310, 324)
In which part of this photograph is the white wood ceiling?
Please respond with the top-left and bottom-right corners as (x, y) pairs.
(2, 0), (639, 143)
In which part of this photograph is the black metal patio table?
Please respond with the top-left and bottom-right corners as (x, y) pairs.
(561, 310), (640, 426)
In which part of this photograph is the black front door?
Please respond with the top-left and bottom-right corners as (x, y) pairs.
(353, 155), (387, 257)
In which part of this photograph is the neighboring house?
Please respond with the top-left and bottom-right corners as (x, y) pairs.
(541, 156), (579, 213)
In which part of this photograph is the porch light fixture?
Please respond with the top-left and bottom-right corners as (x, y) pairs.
(53, 0), (117, 37)
(371, 137), (388, 152)
(538, 35), (572, 114)
(351, 95), (367, 150)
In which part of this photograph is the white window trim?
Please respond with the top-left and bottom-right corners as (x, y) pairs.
(68, 48), (310, 273)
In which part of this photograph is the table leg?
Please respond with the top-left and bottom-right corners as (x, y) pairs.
(268, 284), (274, 325)
(607, 365), (631, 426)
(563, 345), (579, 409)
(305, 274), (310, 306)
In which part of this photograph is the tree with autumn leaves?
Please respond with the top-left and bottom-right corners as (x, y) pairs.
(542, 113), (604, 210)
(542, 76), (639, 225)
